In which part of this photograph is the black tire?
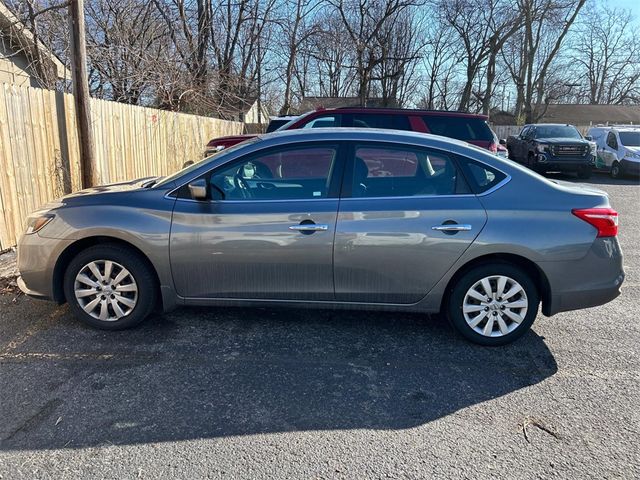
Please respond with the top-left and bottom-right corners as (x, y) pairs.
(577, 165), (592, 179)
(610, 161), (622, 179)
(447, 263), (539, 346)
(527, 153), (535, 169)
(63, 243), (157, 330)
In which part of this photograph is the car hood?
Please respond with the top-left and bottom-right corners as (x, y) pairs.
(536, 137), (589, 145)
(43, 177), (162, 209)
(206, 134), (256, 147)
(626, 146), (640, 153)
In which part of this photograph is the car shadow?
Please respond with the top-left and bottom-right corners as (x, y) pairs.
(0, 304), (557, 450)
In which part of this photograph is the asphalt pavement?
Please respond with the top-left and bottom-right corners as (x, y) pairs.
(0, 173), (638, 479)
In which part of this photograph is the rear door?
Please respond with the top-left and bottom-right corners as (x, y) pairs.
(333, 142), (489, 304)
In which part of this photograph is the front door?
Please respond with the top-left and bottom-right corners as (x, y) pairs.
(170, 143), (344, 300)
(334, 143), (488, 303)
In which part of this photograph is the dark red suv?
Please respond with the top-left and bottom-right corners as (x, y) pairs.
(205, 108), (504, 156)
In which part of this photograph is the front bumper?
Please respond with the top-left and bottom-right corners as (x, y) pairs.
(538, 236), (624, 316)
(16, 233), (72, 301)
(535, 153), (594, 172)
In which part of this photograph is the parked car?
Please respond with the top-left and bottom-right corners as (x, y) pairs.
(587, 125), (640, 178)
(205, 107), (503, 156)
(18, 129), (624, 345)
(505, 124), (596, 178)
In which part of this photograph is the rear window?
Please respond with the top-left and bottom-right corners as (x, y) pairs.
(423, 116), (494, 142)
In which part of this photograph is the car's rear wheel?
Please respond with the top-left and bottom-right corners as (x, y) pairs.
(447, 264), (539, 346)
(63, 244), (157, 330)
(610, 161), (621, 179)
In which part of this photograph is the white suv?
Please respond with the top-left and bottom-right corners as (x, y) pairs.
(587, 125), (640, 178)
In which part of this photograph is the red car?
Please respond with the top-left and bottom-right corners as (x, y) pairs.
(205, 108), (505, 157)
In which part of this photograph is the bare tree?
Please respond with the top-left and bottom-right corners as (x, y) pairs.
(572, 1), (640, 104)
(502, 0), (586, 123)
(327, 0), (422, 106)
(439, 0), (523, 113)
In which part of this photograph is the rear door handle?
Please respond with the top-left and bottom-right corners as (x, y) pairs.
(431, 224), (472, 232)
(289, 224), (329, 232)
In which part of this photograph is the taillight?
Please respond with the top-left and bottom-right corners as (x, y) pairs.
(572, 208), (618, 237)
(489, 142), (498, 153)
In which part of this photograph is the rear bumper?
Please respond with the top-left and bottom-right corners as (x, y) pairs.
(538, 237), (624, 316)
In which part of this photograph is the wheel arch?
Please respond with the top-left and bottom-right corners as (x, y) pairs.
(52, 236), (162, 309)
(440, 252), (552, 316)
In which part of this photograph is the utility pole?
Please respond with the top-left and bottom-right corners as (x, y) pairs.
(256, 34), (262, 127)
(68, 0), (95, 188)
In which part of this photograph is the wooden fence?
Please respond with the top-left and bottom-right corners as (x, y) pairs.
(492, 124), (592, 139)
(0, 83), (243, 249)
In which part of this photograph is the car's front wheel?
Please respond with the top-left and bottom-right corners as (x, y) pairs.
(610, 161), (621, 179)
(63, 244), (157, 330)
(447, 263), (539, 346)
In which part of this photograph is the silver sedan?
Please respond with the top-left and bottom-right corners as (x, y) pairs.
(17, 129), (625, 345)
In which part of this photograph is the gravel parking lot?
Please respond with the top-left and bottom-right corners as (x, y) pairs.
(0, 174), (638, 479)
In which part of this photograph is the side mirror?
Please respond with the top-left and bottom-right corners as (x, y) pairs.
(188, 178), (208, 200)
(499, 138), (507, 145)
(182, 160), (195, 168)
(584, 135), (592, 141)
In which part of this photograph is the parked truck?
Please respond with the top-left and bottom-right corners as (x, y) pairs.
(505, 123), (595, 179)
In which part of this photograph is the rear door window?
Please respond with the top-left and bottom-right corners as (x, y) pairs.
(301, 115), (341, 129)
(349, 113), (412, 131)
(347, 144), (470, 198)
(423, 116), (494, 142)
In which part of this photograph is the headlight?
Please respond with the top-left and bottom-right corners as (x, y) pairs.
(624, 150), (640, 160)
(535, 144), (548, 153)
(25, 214), (54, 235)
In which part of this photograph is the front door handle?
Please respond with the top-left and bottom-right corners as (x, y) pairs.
(431, 224), (472, 232)
(289, 224), (329, 232)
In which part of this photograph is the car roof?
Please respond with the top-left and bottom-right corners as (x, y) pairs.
(255, 127), (475, 152)
(310, 107), (488, 120)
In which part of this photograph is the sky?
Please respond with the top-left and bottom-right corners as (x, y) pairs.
(612, 0), (640, 15)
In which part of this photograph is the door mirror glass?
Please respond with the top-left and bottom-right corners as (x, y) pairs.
(188, 178), (208, 200)
(584, 135), (592, 141)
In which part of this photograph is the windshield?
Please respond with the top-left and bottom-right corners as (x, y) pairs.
(153, 137), (261, 188)
(535, 125), (582, 139)
(275, 111), (313, 131)
(619, 131), (640, 147)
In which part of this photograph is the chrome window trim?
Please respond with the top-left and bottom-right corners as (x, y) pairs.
(167, 137), (512, 203)
(168, 174), (511, 205)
